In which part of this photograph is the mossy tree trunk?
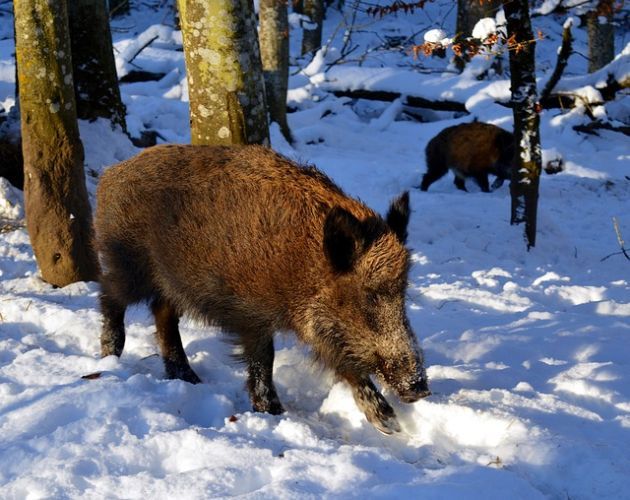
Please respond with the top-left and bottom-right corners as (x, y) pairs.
(301, 0), (324, 56)
(259, 0), (293, 143)
(178, 0), (269, 146)
(587, 0), (615, 73)
(503, 0), (542, 249)
(68, 0), (127, 131)
(14, 0), (98, 286)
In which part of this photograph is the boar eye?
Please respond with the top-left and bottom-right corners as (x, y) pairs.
(366, 291), (379, 306)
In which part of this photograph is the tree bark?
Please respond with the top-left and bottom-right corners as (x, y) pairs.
(587, 0), (615, 73)
(301, 0), (324, 56)
(503, 0), (542, 249)
(68, 0), (127, 131)
(259, 0), (293, 143)
(178, 0), (269, 146)
(14, 0), (98, 286)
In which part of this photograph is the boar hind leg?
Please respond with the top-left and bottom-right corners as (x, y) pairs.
(345, 375), (401, 434)
(151, 298), (201, 384)
(420, 169), (447, 192)
(473, 173), (490, 193)
(100, 291), (126, 358)
(243, 335), (284, 415)
(490, 177), (505, 190)
(453, 176), (467, 192)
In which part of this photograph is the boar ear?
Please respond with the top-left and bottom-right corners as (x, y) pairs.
(324, 206), (364, 273)
(386, 191), (410, 244)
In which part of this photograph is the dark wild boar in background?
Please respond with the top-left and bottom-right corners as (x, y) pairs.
(94, 144), (430, 434)
(420, 122), (514, 193)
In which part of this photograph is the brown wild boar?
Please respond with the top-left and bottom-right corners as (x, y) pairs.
(94, 144), (430, 434)
(420, 122), (514, 193)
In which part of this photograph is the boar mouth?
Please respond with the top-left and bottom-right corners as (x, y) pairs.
(400, 388), (432, 404)
(375, 358), (431, 404)
(393, 379), (432, 404)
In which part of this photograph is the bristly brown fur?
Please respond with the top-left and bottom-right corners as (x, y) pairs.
(420, 122), (514, 193)
(94, 144), (429, 434)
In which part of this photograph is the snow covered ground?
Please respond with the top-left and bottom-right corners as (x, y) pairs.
(1, 2), (629, 498)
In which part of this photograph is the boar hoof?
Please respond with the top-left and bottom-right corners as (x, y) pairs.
(253, 397), (285, 415)
(100, 335), (124, 358)
(165, 362), (202, 384)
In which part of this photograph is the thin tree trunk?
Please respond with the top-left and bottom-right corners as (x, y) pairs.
(503, 0), (542, 249)
(587, 0), (615, 72)
(301, 0), (324, 56)
(0, 7), (23, 190)
(68, 0), (127, 131)
(178, 0), (269, 146)
(259, 0), (293, 143)
(14, 0), (98, 286)
(454, 0), (501, 70)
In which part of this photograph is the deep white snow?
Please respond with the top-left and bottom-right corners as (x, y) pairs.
(1, 1), (629, 498)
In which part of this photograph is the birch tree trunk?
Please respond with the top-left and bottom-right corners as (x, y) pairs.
(259, 0), (293, 143)
(587, 0), (615, 72)
(68, 0), (127, 131)
(301, 0), (324, 56)
(14, 0), (98, 286)
(178, 0), (269, 146)
(503, 0), (542, 249)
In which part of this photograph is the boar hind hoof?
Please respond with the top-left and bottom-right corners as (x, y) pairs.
(253, 398), (285, 416)
(165, 362), (202, 385)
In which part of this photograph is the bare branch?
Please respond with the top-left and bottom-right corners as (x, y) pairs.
(540, 19), (574, 103)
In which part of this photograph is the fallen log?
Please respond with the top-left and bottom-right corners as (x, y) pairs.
(331, 89), (468, 113)
(573, 121), (630, 137)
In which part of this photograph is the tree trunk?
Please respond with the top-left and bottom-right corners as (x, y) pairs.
(259, 0), (293, 143)
(503, 0), (542, 249)
(456, 0), (501, 38)
(0, 107), (23, 190)
(68, 0), (127, 131)
(587, 0), (615, 73)
(14, 0), (98, 286)
(454, 0), (501, 70)
(301, 0), (324, 56)
(178, 0), (269, 146)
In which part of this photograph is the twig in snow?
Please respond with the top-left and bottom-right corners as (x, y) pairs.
(600, 218), (630, 262)
(613, 217), (630, 261)
(324, 44), (360, 72)
(127, 35), (159, 65)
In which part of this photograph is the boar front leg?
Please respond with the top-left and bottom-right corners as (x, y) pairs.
(243, 335), (285, 415)
(344, 374), (401, 434)
(152, 298), (201, 384)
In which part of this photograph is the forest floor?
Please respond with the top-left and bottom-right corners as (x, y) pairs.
(1, 2), (629, 498)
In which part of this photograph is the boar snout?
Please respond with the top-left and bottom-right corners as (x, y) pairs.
(399, 378), (431, 403)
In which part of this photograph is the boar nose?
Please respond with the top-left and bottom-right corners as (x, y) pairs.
(402, 380), (431, 403)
